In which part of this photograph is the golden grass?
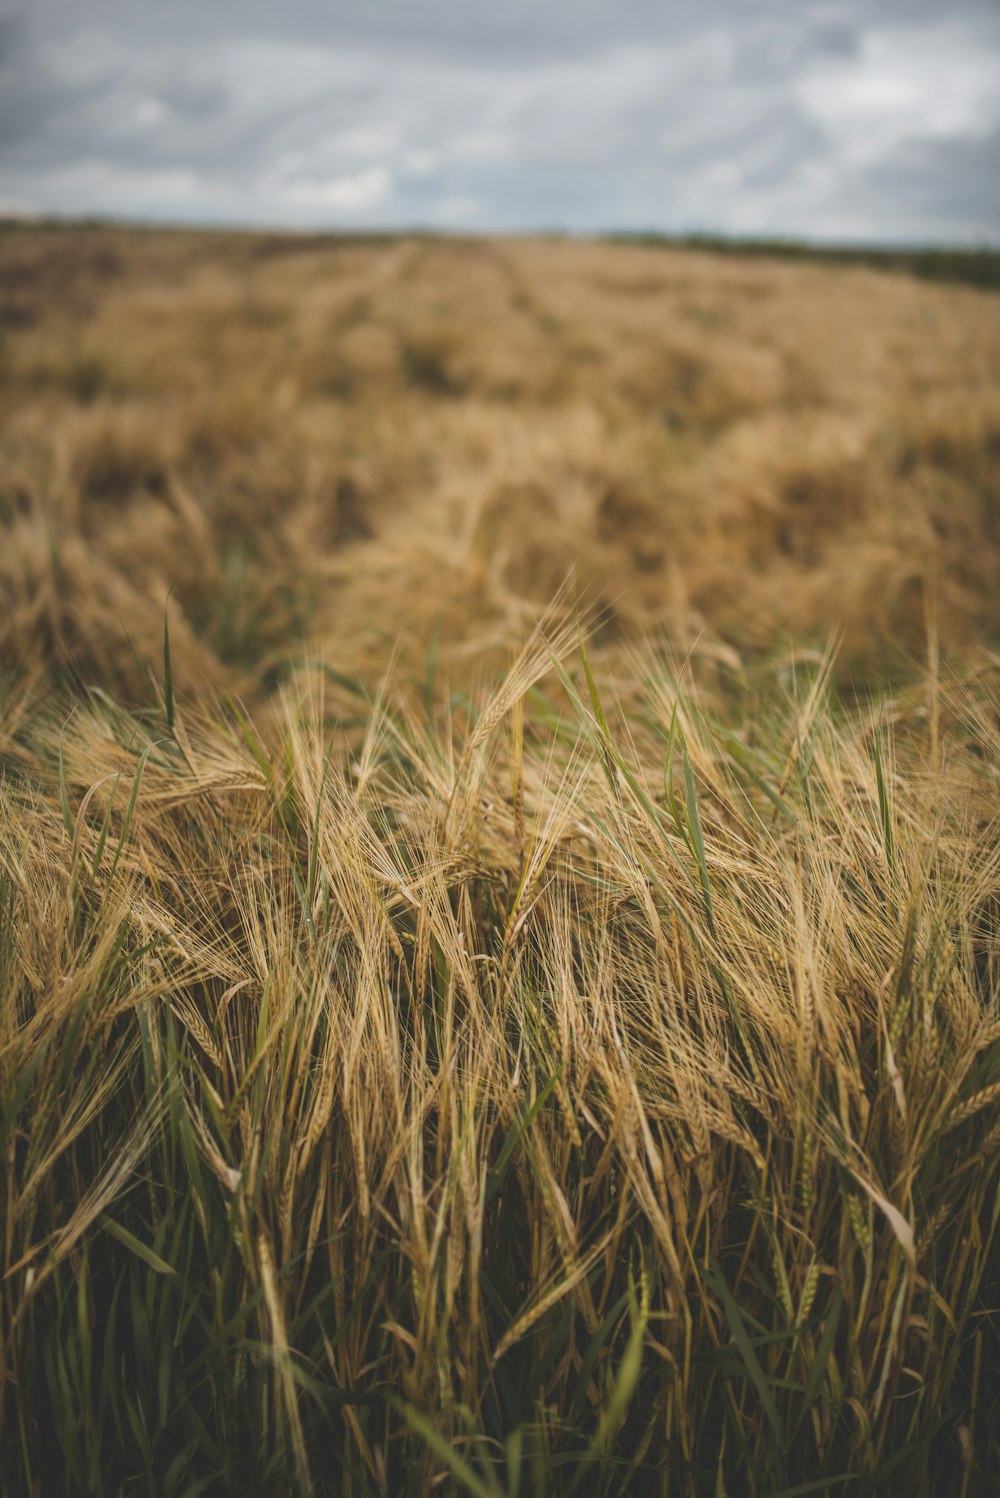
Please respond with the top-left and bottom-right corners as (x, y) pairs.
(0, 227), (999, 1495)
(2, 227), (999, 695)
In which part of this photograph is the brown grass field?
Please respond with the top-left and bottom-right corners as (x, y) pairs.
(1, 226), (999, 1495)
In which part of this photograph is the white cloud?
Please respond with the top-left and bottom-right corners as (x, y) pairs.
(280, 165), (391, 212)
(134, 98), (166, 128)
(401, 147), (438, 177)
(1, 159), (207, 213)
(324, 123), (401, 159)
(797, 26), (1000, 165)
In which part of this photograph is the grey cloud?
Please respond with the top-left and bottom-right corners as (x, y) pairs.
(2, 2), (999, 242)
(21, 0), (992, 63)
(870, 128), (1000, 225)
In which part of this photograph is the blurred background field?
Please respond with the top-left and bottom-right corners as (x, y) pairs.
(2, 226), (999, 702)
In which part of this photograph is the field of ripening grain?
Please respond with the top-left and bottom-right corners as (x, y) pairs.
(1, 226), (999, 1495)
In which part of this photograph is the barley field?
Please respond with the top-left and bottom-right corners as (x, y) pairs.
(1, 226), (999, 1496)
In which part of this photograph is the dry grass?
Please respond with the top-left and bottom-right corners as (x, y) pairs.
(2, 226), (999, 694)
(1, 227), (999, 1496)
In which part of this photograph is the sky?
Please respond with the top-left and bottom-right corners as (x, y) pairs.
(1, 1), (998, 244)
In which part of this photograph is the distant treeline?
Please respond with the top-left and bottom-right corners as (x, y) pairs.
(607, 231), (1000, 292)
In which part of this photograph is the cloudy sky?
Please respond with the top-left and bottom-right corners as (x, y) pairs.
(1, 0), (998, 243)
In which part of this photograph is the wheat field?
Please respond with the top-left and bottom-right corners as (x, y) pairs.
(1, 226), (999, 1496)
